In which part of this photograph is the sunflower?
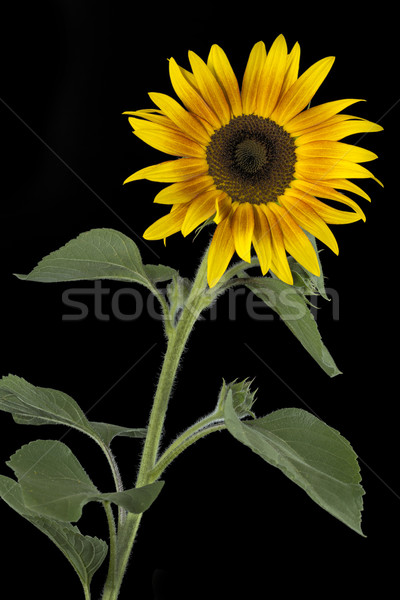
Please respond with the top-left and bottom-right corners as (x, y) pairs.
(124, 35), (382, 287)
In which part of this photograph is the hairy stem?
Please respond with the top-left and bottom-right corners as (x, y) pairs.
(137, 249), (211, 487)
(135, 322), (194, 487)
(150, 420), (227, 481)
(101, 501), (118, 600)
(103, 248), (212, 599)
(100, 442), (126, 527)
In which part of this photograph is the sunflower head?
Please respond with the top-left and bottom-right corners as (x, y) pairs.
(124, 35), (382, 288)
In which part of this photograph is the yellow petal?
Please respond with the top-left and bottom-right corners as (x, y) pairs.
(295, 140), (377, 163)
(181, 190), (217, 236)
(286, 189), (363, 224)
(252, 205), (272, 275)
(126, 111), (180, 131)
(260, 204), (293, 284)
(133, 126), (205, 158)
(323, 178), (371, 202)
(291, 113), (357, 138)
(207, 216), (235, 288)
(290, 178), (371, 206)
(154, 175), (214, 204)
(143, 204), (188, 240)
(169, 57), (220, 129)
(279, 194), (339, 254)
(176, 63), (199, 92)
(188, 51), (231, 126)
(272, 56), (335, 125)
(296, 117), (383, 144)
(231, 202), (255, 262)
(284, 99), (364, 134)
(215, 192), (232, 224)
(241, 41), (266, 114)
(123, 158), (208, 184)
(269, 258), (286, 282)
(268, 203), (320, 276)
(295, 157), (381, 184)
(279, 42), (301, 98)
(257, 34), (288, 118)
(288, 184), (366, 220)
(207, 44), (242, 117)
(149, 92), (210, 145)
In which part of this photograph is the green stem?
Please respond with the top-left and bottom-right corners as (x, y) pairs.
(101, 501), (118, 599)
(83, 586), (91, 600)
(149, 283), (171, 328)
(99, 441), (126, 527)
(150, 420), (227, 481)
(103, 247), (212, 599)
(136, 248), (211, 487)
(135, 325), (193, 487)
(157, 413), (221, 465)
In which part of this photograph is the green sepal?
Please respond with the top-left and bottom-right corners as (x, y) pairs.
(6, 440), (164, 522)
(287, 234), (329, 301)
(224, 393), (364, 535)
(193, 214), (216, 240)
(288, 261), (324, 304)
(216, 379), (257, 419)
(0, 474), (108, 591)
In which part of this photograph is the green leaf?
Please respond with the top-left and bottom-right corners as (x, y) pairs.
(7, 440), (100, 522)
(7, 440), (163, 522)
(0, 474), (108, 590)
(15, 228), (177, 290)
(144, 263), (179, 284)
(0, 375), (146, 448)
(0, 374), (99, 436)
(90, 422), (147, 447)
(245, 278), (341, 377)
(224, 393), (364, 535)
(99, 482), (165, 515)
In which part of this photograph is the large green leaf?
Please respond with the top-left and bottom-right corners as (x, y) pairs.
(245, 277), (341, 377)
(7, 440), (164, 522)
(0, 474), (108, 590)
(0, 374), (97, 434)
(0, 374), (146, 447)
(7, 440), (100, 521)
(224, 393), (364, 535)
(15, 228), (177, 289)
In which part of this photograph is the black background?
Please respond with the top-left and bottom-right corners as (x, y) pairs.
(0, 2), (397, 599)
